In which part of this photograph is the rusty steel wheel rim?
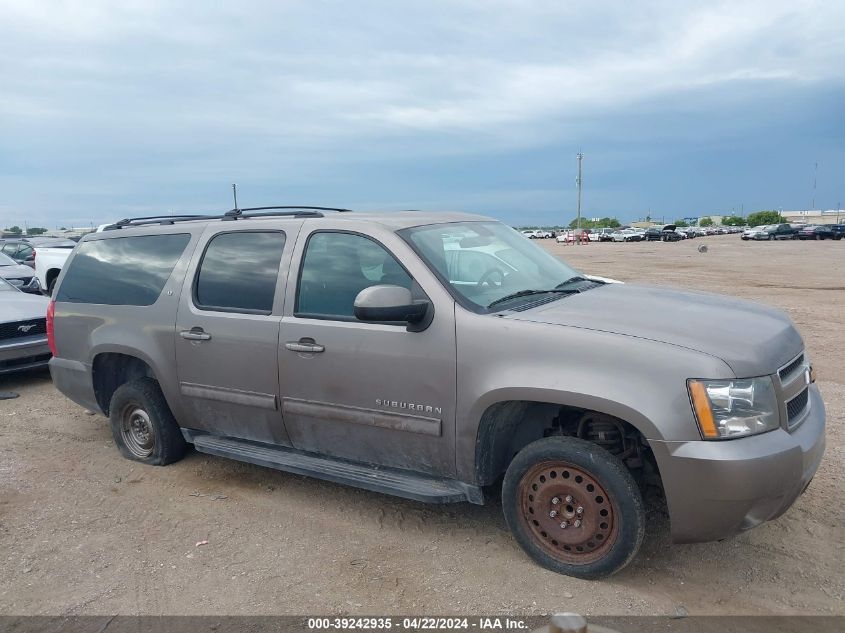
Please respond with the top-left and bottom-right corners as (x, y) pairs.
(517, 460), (618, 564)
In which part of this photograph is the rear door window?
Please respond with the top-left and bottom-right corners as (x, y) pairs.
(194, 231), (286, 313)
(56, 234), (190, 305)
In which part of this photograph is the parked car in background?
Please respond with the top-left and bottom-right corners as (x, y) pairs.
(0, 276), (51, 374)
(611, 229), (642, 242)
(0, 252), (42, 293)
(826, 224), (845, 240)
(594, 228), (616, 242)
(742, 225), (771, 241)
(765, 224), (799, 241)
(660, 225), (683, 242)
(556, 230), (589, 244)
(522, 229), (553, 239)
(34, 243), (78, 295)
(0, 237), (77, 268)
(643, 227), (663, 241)
(797, 225), (834, 240)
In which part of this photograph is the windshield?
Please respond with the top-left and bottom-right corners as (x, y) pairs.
(400, 221), (582, 312)
(0, 252), (17, 266)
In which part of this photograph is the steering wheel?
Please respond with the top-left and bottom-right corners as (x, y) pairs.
(477, 267), (505, 289)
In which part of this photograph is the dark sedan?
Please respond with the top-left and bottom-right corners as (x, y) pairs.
(797, 225), (835, 240)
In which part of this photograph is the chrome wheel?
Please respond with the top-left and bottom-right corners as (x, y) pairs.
(119, 404), (155, 458)
(517, 461), (618, 564)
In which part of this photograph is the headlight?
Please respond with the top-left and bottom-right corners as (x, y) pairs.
(687, 377), (779, 439)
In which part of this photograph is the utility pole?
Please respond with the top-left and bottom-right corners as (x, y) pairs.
(232, 183), (239, 211)
(575, 152), (583, 245)
(812, 162), (817, 211)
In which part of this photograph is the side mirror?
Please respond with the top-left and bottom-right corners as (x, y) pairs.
(354, 285), (429, 324)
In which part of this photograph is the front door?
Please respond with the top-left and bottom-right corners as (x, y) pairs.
(175, 227), (296, 446)
(278, 226), (457, 477)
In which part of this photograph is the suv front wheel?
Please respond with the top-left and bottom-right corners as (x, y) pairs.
(502, 436), (645, 579)
(109, 377), (186, 465)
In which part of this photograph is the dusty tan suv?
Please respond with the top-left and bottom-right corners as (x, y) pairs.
(48, 207), (825, 578)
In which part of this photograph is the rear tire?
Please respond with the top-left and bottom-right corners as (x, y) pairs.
(502, 436), (645, 579)
(109, 377), (186, 465)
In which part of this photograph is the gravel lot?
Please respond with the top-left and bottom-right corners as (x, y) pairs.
(1, 234), (843, 616)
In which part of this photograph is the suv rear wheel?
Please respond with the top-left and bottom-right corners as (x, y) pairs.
(109, 377), (186, 465)
(502, 436), (644, 579)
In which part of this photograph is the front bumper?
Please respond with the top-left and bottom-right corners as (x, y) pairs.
(0, 335), (51, 374)
(649, 384), (826, 544)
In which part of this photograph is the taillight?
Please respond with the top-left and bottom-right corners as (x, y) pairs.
(46, 300), (57, 356)
(32, 249), (36, 262)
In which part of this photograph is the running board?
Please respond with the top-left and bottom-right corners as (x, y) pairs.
(189, 433), (483, 505)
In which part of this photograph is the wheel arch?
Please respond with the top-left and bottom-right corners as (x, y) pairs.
(471, 389), (663, 487)
(91, 351), (158, 415)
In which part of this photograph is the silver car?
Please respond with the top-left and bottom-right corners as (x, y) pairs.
(0, 277), (51, 374)
(47, 208), (825, 580)
(0, 251), (42, 293)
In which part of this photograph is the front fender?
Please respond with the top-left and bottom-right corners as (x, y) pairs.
(454, 309), (734, 483)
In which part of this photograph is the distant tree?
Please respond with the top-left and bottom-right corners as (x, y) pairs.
(7, 225), (22, 234)
(59, 226), (67, 231)
(746, 210), (785, 226)
(699, 217), (714, 227)
(26, 227), (47, 235)
(721, 215), (746, 226)
(567, 217), (620, 229)
(673, 219), (689, 227)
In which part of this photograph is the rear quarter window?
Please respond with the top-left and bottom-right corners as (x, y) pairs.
(56, 234), (190, 306)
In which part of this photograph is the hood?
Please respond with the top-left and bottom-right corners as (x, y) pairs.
(0, 291), (50, 322)
(0, 262), (36, 279)
(506, 283), (803, 377)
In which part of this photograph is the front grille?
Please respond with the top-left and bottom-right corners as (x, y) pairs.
(779, 353), (805, 381)
(0, 318), (47, 341)
(787, 388), (809, 426)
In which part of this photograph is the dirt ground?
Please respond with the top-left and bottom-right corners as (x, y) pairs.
(1, 235), (843, 616)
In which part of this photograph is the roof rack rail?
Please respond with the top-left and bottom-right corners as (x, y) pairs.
(102, 206), (353, 230)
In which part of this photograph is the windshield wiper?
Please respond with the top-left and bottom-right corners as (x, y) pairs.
(555, 275), (601, 288)
(487, 288), (577, 309)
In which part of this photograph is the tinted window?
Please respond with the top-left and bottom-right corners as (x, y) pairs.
(195, 231), (285, 313)
(2, 244), (16, 256)
(297, 232), (412, 319)
(57, 234), (190, 305)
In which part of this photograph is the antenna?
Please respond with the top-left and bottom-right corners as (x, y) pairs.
(232, 183), (239, 211)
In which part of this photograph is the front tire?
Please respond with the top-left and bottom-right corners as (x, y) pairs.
(109, 378), (186, 465)
(502, 436), (645, 579)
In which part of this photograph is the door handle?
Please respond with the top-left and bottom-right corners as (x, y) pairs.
(285, 338), (324, 353)
(180, 327), (212, 341)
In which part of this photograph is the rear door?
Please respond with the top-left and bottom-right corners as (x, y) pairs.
(174, 222), (302, 445)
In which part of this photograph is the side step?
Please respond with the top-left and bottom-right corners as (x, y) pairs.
(190, 433), (483, 505)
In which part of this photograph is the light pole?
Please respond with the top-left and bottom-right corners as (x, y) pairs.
(575, 152), (583, 245)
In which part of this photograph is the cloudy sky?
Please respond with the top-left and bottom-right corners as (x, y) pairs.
(1, 0), (843, 228)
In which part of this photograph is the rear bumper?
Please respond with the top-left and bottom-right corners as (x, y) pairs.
(0, 336), (51, 374)
(650, 384), (826, 544)
(49, 356), (101, 412)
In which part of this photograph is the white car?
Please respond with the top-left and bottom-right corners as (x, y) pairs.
(611, 229), (642, 242)
(742, 225), (770, 241)
(34, 243), (77, 294)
